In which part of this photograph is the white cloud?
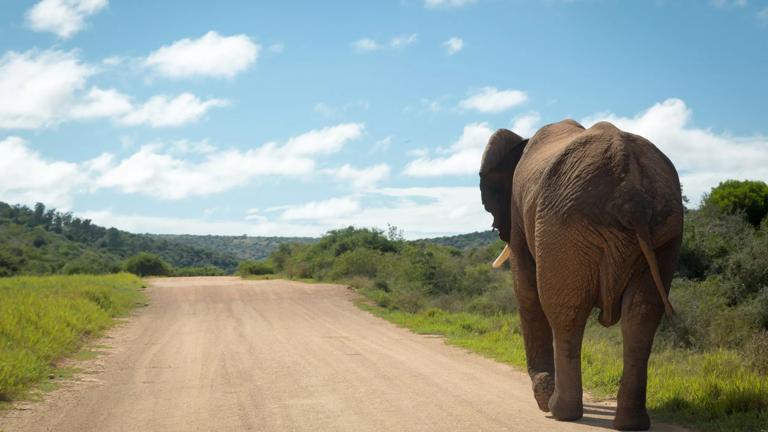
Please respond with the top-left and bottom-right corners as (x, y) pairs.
(459, 87), (528, 113)
(280, 197), (361, 221)
(443, 37), (464, 55)
(326, 164), (391, 189)
(353, 38), (379, 52)
(0, 136), (87, 209)
(425, 0), (478, 8)
(390, 33), (418, 48)
(81, 186), (492, 238)
(0, 49), (227, 129)
(144, 31), (260, 78)
(26, 0), (108, 38)
(372, 136), (392, 153)
(404, 122), (494, 177)
(281, 123), (364, 156)
(353, 34), (418, 52)
(510, 111), (541, 137)
(581, 98), (768, 204)
(93, 123), (364, 199)
(118, 93), (228, 127)
(0, 49), (94, 129)
(69, 86), (133, 118)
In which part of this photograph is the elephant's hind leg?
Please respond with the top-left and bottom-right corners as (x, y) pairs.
(613, 239), (679, 431)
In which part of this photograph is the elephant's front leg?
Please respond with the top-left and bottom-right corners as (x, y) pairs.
(547, 309), (590, 421)
(509, 236), (555, 412)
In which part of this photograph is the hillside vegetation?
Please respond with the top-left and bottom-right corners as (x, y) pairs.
(0, 274), (145, 402)
(0, 202), (239, 275)
(150, 234), (316, 261)
(420, 230), (498, 250)
(259, 181), (768, 431)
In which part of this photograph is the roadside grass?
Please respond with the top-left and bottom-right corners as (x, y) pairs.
(357, 298), (768, 432)
(0, 273), (145, 402)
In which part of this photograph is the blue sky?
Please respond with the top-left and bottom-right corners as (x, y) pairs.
(1, 0), (767, 238)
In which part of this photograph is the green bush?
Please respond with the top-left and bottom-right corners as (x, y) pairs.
(123, 252), (170, 277)
(172, 266), (225, 276)
(704, 180), (768, 227)
(237, 260), (274, 276)
(61, 251), (121, 275)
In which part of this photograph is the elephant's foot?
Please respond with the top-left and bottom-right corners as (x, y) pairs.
(613, 407), (650, 431)
(548, 391), (583, 421)
(531, 372), (554, 412)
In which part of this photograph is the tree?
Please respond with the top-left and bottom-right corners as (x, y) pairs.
(703, 180), (768, 227)
(124, 252), (171, 277)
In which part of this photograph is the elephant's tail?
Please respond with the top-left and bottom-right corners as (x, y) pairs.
(635, 226), (674, 317)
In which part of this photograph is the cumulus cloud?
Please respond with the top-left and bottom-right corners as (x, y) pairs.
(82, 186), (492, 238)
(353, 34), (418, 52)
(582, 98), (768, 204)
(443, 37), (464, 55)
(404, 122), (494, 177)
(425, 0), (478, 8)
(144, 31), (260, 78)
(0, 49), (228, 129)
(93, 123), (365, 199)
(118, 93), (228, 127)
(26, 0), (108, 38)
(459, 87), (528, 113)
(0, 49), (94, 129)
(353, 38), (379, 52)
(279, 197), (361, 221)
(390, 33), (419, 48)
(69, 86), (133, 118)
(325, 164), (391, 189)
(0, 136), (87, 209)
(510, 111), (542, 138)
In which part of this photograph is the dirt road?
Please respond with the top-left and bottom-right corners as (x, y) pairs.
(0, 277), (689, 431)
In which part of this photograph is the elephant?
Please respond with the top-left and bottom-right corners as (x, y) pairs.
(479, 119), (683, 431)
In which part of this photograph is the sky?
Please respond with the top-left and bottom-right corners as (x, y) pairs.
(1, 0), (767, 239)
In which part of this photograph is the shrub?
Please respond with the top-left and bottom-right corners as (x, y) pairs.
(703, 179), (768, 227)
(172, 266), (225, 276)
(61, 252), (120, 275)
(329, 248), (382, 279)
(123, 252), (170, 277)
(238, 260), (274, 276)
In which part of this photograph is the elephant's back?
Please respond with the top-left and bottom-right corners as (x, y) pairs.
(526, 121), (682, 235)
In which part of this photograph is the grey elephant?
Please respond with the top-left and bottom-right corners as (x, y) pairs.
(479, 120), (683, 430)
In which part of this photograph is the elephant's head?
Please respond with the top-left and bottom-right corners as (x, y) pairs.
(479, 129), (528, 242)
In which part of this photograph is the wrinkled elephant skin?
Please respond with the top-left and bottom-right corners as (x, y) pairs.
(479, 120), (683, 431)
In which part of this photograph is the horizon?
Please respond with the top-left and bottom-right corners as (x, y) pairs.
(2, 1), (767, 239)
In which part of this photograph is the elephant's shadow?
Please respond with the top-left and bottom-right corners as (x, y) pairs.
(544, 404), (682, 431)
(543, 403), (616, 430)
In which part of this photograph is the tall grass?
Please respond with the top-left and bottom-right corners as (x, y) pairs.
(0, 273), (145, 401)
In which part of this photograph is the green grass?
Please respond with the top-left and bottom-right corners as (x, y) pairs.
(0, 273), (145, 402)
(357, 300), (768, 432)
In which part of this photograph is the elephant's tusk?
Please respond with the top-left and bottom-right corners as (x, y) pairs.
(492, 244), (511, 269)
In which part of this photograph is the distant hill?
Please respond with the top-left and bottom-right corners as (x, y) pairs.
(149, 234), (317, 261)
(0, 202), (239, 275)
(419, 230), (499, 249)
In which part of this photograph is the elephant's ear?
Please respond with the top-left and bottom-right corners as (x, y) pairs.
(479, 129), (527, 242)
